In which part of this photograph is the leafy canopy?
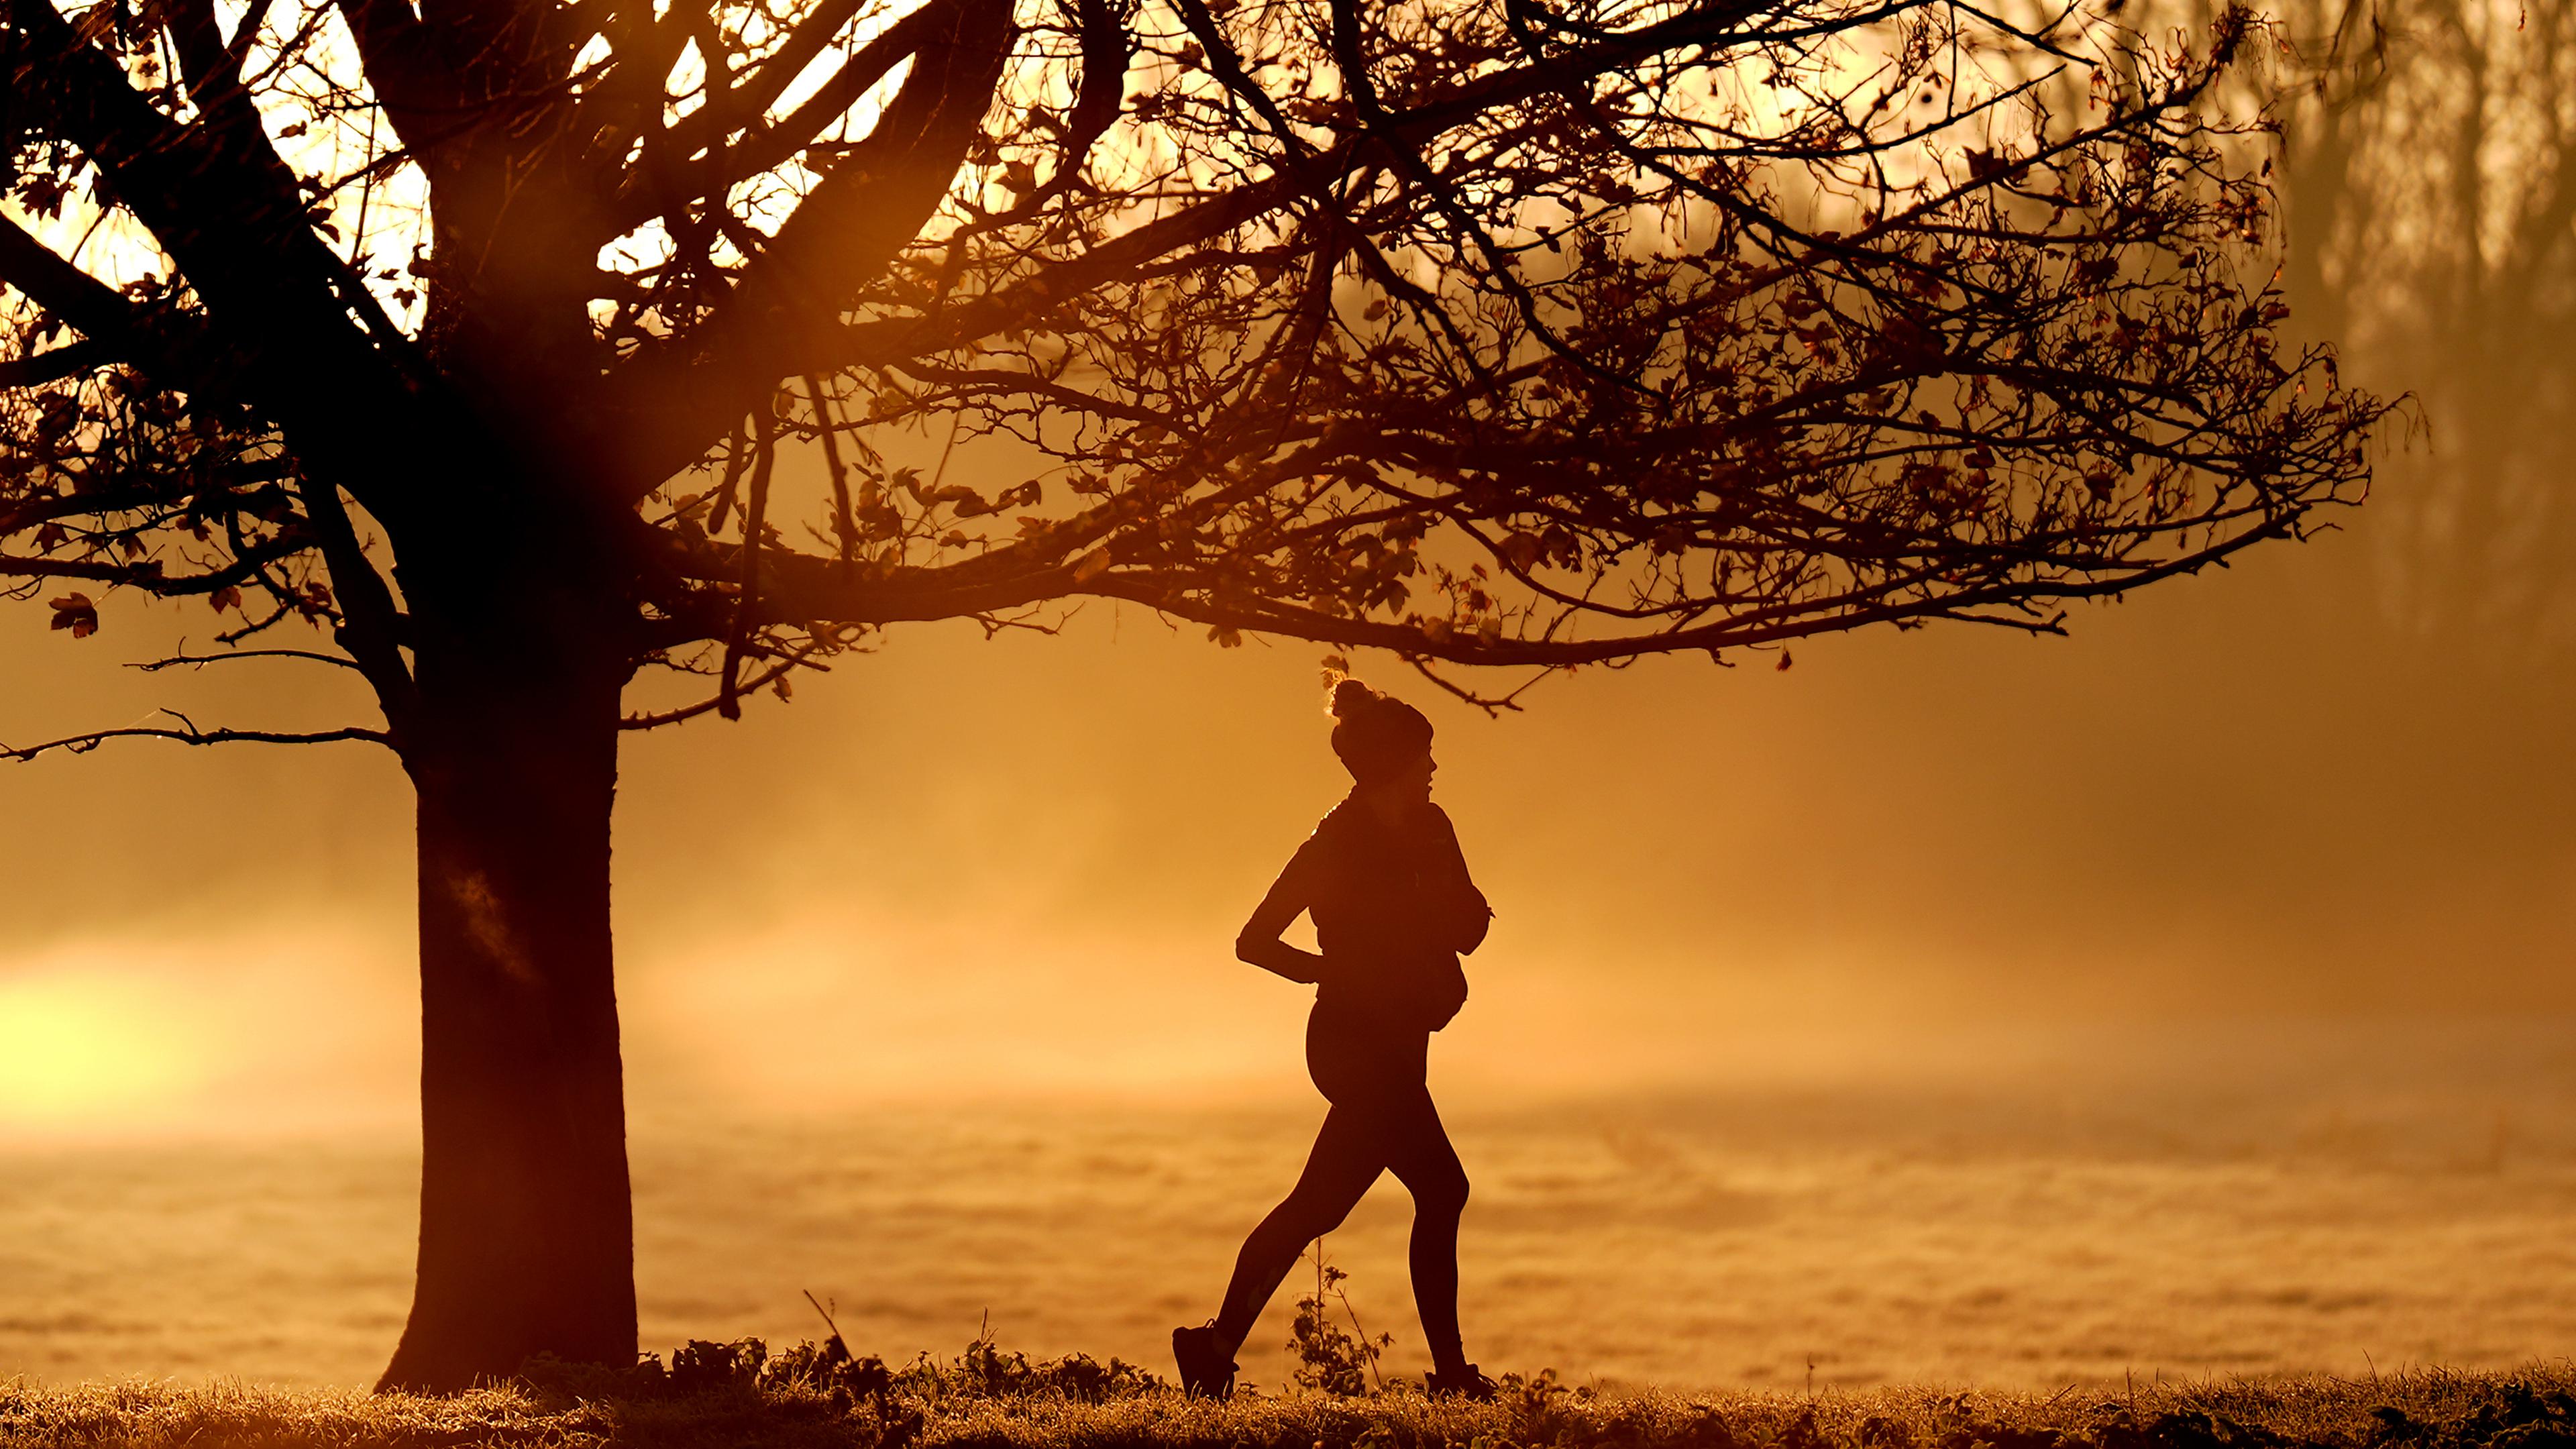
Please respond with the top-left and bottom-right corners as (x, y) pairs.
(0, 0), (2385, 741)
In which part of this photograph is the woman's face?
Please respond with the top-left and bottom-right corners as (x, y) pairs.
(1385, 747), (1436, 805)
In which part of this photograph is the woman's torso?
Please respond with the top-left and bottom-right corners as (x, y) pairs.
(1299, 800), (1479, 1095)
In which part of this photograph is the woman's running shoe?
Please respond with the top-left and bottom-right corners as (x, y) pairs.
(1426, 1364), (1497, 1401)
(1171, 1323), (1237, 1401)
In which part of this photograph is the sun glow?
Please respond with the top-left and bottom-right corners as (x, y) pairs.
(0, 927), (415, 1141)
(0, 969), (207, 1130)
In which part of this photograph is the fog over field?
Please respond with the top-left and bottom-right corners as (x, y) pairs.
(9, 1028), (2576, 1391)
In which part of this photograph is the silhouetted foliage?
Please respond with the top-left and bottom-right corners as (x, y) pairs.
(1, 0), (2390, 718)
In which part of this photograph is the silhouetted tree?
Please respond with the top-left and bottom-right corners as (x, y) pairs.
(1, 0), (2386, 1389)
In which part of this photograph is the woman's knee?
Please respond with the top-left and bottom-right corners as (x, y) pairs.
(1411, 1163), (1469, 1217)
(1265, 1187), (1359, 1242)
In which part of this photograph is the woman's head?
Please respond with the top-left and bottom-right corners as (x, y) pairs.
(1328, 678), (1435, 793)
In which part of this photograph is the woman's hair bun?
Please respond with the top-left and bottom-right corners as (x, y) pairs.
(1329, 677), (1379, 720)
(1326, 678), (1433, 781)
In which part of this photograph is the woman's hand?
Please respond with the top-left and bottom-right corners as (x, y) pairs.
(1237, 932), (1330, 985)
(1238, 837), (1329, 984)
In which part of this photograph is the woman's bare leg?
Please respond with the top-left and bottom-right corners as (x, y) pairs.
(1212, 1104), (1385, 1358)
(1380, 1086), (1471, 1375)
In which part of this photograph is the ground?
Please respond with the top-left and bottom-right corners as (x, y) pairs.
(2, 1340), (2571, 1449)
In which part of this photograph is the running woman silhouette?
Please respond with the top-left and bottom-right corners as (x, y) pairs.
(1173, 678), (1497, 1401)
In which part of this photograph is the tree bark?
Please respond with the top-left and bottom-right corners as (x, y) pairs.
(376, 588), (637, 1392)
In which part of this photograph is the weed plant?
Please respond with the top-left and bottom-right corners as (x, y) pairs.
(1288, 1241), (1394, 1397)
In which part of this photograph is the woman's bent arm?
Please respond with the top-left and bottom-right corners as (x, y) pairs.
(1237, 847), (1328, 983)
(1433, 808), (1494, 955)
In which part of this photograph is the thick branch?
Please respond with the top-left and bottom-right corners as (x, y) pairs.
(0, 543), (305, 592)
(0, 337), (113, 388)
(606, 0), (1014, 490)
(0, 215), (168, 374)
(332, 0), (466, 156)
(297, 479), (421, 727)
(9, 0), (434, 519)
(610, 0), (1816, 487)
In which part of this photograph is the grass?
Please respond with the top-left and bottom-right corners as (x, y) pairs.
(5, 1341), (2576, 1449)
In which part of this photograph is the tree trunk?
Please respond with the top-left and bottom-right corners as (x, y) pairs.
(376, 594), (637, 1392)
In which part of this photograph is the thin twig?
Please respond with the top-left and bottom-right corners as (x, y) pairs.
(131, 648), (361, 672)
(718, 410), (779, 721)
(2, 710), (390, 762)
(806, 374), (860, 580)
